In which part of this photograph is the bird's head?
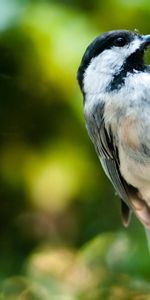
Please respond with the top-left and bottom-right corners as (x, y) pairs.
(77, 30), (150, 95)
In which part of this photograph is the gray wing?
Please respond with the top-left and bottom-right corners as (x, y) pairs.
(85, 102), (132, 225)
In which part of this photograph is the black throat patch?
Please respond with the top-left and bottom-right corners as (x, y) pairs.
(108, 49), (146, 91)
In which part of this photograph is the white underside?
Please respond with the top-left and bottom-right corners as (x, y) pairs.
(116, 73), (150, 206)
(84, 69), (150, 208)
(119, 146), (150, 205)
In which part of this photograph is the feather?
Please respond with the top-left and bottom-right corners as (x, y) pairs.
(121, 200), (132, 227)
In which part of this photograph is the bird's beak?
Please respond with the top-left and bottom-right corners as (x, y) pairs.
(142, 34), (150, 46)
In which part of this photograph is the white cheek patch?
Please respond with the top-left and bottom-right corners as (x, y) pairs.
(83, 37), (142, 95)
(83, 53), (117, 95)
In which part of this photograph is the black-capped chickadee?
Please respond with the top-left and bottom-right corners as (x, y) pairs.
(77, 30), (150, 245)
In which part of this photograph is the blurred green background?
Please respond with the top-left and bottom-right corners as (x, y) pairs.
(0, 0), (150, 299)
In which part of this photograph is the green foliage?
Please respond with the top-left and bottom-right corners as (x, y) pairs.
(0, 0), (150, 299)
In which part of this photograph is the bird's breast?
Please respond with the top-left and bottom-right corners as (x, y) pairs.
(118, 111), (150, 207)
(103, 71), (150, 205)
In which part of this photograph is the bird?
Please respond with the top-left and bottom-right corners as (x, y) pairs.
(77, 29), (150, 246)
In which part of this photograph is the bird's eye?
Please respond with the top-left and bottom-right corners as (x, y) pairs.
(114, 37), (126, 47)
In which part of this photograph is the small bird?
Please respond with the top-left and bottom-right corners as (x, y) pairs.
(77, 29), (150, 244)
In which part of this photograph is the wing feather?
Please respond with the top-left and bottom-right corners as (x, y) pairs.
(86, 101), (129, 205)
